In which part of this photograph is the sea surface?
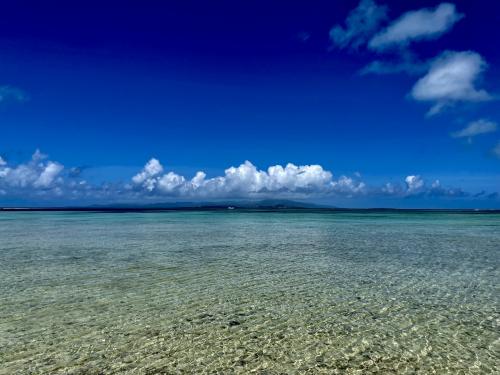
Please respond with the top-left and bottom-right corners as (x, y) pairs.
(0, 211), (498, 374)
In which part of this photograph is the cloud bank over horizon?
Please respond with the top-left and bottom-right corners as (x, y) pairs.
(131, 158), (366, 199)
(0, 150), (495, 206)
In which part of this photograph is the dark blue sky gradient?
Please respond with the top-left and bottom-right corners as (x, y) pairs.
(0, 0), (499, 205)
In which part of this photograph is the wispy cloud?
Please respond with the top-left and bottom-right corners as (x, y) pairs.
(492, 142), (500, 159)
(0, 86), (28, 103)
(369, 3), (463, 51)
(333, 2), (497, 154)
(329, 0), (388, 50)
(297, 31), (311, 43)
(360, 51), (428, 75)
(451, 119), (497, 139)
(333, 2), (466, 79)
(410, 51), (492, 116)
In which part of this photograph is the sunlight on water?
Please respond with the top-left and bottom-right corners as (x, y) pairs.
(0, 211), (498, 374)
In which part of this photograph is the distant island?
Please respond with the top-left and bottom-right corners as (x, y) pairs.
(1, 199), (499, 213)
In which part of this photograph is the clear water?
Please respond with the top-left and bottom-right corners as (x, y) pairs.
(0, 211), (498, 374)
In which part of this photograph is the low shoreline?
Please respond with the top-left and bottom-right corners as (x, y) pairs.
(1, 206), (499, 213)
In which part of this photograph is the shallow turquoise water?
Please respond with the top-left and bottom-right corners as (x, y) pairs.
(0, 211), (498, 374)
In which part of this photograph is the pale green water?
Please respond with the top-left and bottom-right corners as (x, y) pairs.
(0, 211), (498, 374)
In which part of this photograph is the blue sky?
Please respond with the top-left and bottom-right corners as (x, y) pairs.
(0, 0), (499, 207)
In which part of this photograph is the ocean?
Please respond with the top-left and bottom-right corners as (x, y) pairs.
(0, 211), (498, 374)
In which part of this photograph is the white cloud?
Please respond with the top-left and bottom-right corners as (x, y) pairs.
(410, 51), (492, 115)
(382, 182), (398, 195)
(329, 0), (388, 50)
(405, 175), (424, 192)
(0, 150), (64, 191)
(369, 3), (463, 50)
(427, 179), (467, 197)
(131, 159), (365, 198)
(0, 151), (482, 203)
(0, 154), (365, 201)
(380, 176), (468, 198)
(157, 172), (187, 193)
(32, 149), (47, 161)
(451, 119), (497, 139)
(34, 162), (64, 188)
(331, 176), (366, 195)
(132, 158), (163, 191)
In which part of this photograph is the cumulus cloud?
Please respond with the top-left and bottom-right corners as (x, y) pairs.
(427, 179), (467, 198)
(34, 162), (64, 188)
(381, 182), (399, 195)
(405, 175), (424, 192)
(0, 150), (64, 192)
(132, 158), (164, 191)
(332, 176), (366, 196)
(0, 86), (28, 103)
(0, 151), (485, 203)
(410, 51), (492, 115)
(0, 152), (130, 202)
(68, 166), (88, 178)
(451, 119), (497, 139)
(380, 175), (468, 198)
(131, 159), (366, 198)
(369, 3), (463, 51)
(329, 0), (388, 50)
